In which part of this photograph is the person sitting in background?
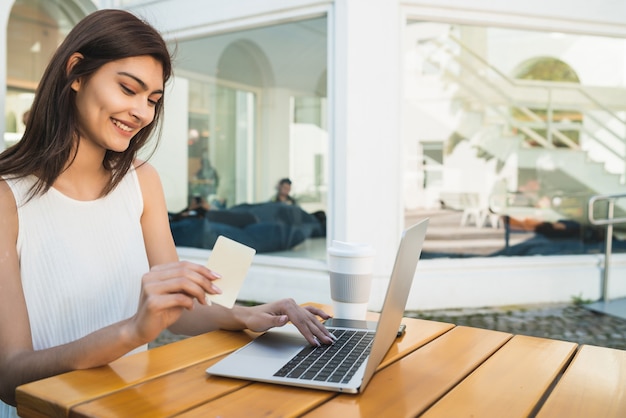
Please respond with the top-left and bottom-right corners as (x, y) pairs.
(270, 178), (296, 205)
(269, 177), (327, 237)
(191, 150), (219, 200)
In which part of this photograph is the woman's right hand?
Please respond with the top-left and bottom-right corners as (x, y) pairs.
(128, 261), (222, 345)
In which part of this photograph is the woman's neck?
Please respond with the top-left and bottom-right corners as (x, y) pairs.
(53, 139), (111, 201)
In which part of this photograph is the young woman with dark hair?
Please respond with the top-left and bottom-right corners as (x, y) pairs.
(0, 9), (332, 416)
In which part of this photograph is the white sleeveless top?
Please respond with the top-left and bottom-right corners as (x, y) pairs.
(0, 168), (149, 418)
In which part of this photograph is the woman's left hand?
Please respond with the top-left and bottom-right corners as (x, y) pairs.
(241, 299), (334, 346)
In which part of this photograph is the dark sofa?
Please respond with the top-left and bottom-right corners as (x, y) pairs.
(170, 202), (325, 253)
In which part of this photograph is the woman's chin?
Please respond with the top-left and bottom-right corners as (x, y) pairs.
(109, 139), (133, 153)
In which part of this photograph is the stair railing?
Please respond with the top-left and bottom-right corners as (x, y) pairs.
(588, 193), (626, 303)
(431, 34), (626, 178)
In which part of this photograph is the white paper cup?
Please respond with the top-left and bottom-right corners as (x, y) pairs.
(327, 240), (376, 320)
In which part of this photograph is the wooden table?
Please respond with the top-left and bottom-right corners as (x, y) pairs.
(16, 304), (626, 417)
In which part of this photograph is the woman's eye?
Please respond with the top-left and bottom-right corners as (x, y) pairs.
(121, 82), (160, 106)
(121, 84), (134, 95)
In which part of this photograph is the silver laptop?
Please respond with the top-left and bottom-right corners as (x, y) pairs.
(206, 219), (429, 394)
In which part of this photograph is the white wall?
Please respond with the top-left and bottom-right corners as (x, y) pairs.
(403, 0), (626, 37)
(143, 76), (190, 211)
(261, 88), (292, 200)
(126, 0), (331, 36)
(179, 246), (626, 311)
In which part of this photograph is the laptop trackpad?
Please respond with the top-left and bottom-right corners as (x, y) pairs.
(238, 325), (307, 359)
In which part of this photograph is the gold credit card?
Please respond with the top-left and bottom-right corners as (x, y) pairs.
(205, 236), (256, 308)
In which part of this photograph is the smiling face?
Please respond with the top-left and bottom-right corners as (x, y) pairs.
(71, 55), (164, 153)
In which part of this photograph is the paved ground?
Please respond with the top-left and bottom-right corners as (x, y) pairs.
(405, 302), (626, 351)
(150, 302), (626, 350)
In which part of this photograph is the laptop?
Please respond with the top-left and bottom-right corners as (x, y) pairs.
(206, 218), (429, 394)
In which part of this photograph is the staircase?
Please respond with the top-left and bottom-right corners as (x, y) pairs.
(418, 33), (626, 220)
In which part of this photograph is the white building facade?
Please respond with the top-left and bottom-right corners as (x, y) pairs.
(2, 0), (626, 310)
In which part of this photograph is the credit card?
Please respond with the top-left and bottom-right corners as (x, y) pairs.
(205, 235), (256, 308)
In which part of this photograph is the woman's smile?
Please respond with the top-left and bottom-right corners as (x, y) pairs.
(111, 118), (135, 133)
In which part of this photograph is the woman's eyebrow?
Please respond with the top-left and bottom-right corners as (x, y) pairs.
(117, 71), (164, 95)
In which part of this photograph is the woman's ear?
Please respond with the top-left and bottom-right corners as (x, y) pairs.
(66, 52), (84, 92)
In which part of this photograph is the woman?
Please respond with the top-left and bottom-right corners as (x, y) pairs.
(0, 9), (333, 416)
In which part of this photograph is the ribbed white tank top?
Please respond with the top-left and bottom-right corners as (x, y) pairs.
(1, 168), (149, 418)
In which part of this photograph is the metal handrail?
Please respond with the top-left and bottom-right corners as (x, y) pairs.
(588, 193), (626, 303)
(435, 34), (626, 173)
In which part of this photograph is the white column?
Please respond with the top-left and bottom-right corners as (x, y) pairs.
(330, 0), (404, 274)
(258, 88), (292, 200)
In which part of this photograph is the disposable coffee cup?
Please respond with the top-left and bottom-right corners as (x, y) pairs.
(327, 240), (376, 320)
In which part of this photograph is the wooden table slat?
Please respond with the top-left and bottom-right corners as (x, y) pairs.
(71, 357), (250, 418)
(179, 381), (334, 418)
(16, 330), (252, 418)
(173, 317), (454, 418)
(303, 326), (512, 418)
(421, 334), (578, 418)
(536, 344), (626, 418)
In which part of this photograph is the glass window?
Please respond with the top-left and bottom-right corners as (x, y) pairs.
(403, 22), (626, 258)
(168, 17), (328, 259)
(5, 0), (75, 147)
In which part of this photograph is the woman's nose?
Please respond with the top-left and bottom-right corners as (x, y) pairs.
(130, 99), (154, 124)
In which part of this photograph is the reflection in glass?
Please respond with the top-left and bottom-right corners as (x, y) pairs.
(168, 17), (328, 259)
(404, 22), (626, 258)
(5, 0), (75, 147)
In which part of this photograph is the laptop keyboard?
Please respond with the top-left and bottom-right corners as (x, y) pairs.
(273, 328), (374, 384)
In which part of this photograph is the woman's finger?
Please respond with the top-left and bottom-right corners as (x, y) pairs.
(280, 302), (335, 345)
(144, 262), (222, 297)
(150, 261), (222, 282)
(142, 269), (221, 306)
(303, 305), (332, 320)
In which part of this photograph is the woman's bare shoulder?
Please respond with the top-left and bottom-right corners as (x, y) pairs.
(0, 179), (17, 210)
(132, 159), (165, 209)
(133, 159), (161, 185)
(0, 180), (18, 238)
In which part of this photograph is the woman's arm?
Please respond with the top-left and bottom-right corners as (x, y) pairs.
(169, 298), (334, 345)
(136, 162), (335, 345)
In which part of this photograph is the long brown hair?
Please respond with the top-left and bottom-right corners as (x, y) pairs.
(0, 9), (173, 198)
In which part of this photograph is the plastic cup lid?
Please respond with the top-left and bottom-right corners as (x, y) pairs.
(327, 240), (376, 257)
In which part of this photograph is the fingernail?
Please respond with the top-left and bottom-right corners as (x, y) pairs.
(212, 284), (222, 294)
(313, 336), (321, 347)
